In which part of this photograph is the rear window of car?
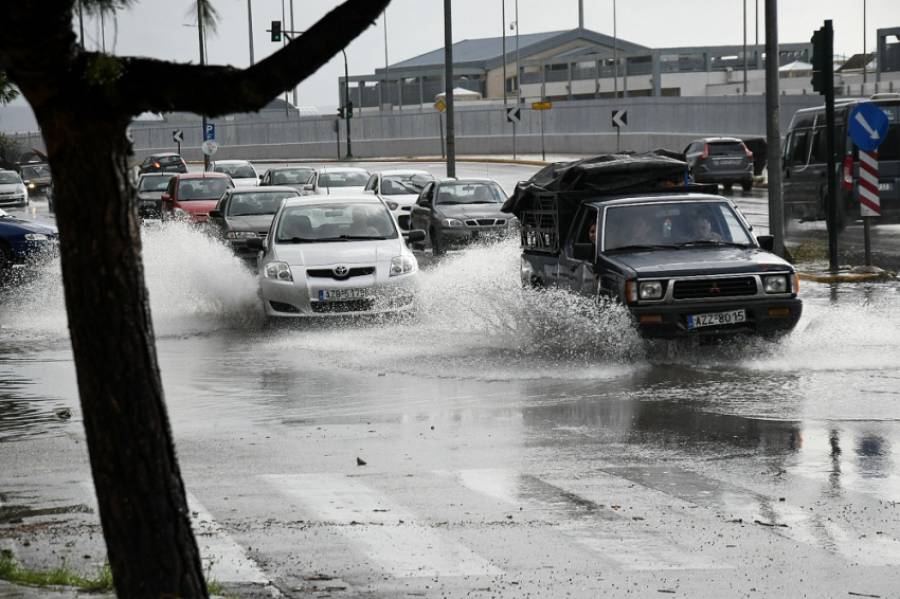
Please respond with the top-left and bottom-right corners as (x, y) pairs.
(227, 191), (298, 216)
(318, 172), (369, 187)
(178, 178), (231, 200)
(214, 164), (257, 179)
(158, 156), (184, 165)
(139, 175), (174, 192)
(707, 142), (744, 156)
(271, 169), (315, 185)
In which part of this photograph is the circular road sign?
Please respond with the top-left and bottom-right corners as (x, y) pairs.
(201, 140), (219, 156)
(848, 102), (890, 152)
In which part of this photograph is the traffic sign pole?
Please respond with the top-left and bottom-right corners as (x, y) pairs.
(859, 149), (881, 266)
(539, 109), (546, 161)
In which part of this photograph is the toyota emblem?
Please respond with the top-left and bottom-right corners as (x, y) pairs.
(333, 265), (349, 277)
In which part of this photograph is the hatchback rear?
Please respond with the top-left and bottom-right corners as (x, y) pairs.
(684, 138), (754, 191)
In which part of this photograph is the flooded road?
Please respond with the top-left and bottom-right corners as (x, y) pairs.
(2, 165), (900, 597)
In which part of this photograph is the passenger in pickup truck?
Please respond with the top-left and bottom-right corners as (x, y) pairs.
(689, 213), (723, 242)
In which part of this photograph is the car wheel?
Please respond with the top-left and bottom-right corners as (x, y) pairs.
(741, 180), (753, 192)
(430, 227), (445, 256)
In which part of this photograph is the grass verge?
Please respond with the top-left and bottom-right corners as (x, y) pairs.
(0, 550), (113, 591)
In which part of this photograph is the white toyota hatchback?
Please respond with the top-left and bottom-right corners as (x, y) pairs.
(252, 194), (424, 318)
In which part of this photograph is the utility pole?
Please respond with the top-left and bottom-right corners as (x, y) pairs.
(613, 0), (618, 97)
(197, 0), (209, 170)
(343, 49), (353, 159)
(764, 0), (784, 257)
(863, 0), (867, 88)
(246, 0), (255, 65)
(443, 0), (456, 177)
(281, 0), (288, 118)
(578, 0), (584, 28)
(812, 20), (838, 270)
(513, 0), (520, 159)
(502, 0), (507, 107)
(384, 10), (390, 108)
(743, 0), (748, 94)
(290, 0), (298, 109)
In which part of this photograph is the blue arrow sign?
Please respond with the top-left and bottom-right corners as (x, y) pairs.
(204, 123), (216, 141)
(848, 102), (889, 152)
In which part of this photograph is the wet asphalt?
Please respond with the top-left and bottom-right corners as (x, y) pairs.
(1, 163), (900, 598)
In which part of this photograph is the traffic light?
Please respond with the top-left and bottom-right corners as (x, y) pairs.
(337, 106), (345, 119)
(810, 23), (832, 95)
(271, 20), (282, 42)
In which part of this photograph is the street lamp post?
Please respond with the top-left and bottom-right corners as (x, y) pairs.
(343, 49), (353, 160)
(613, 0), (618, 98)
(502, 0), (507, 107)
(444, 0), (456, 177)
(743, 0), (748, 94)
(513, 0), (519, 159)
(197, 0), (209, 170)
(863, 0), (867, 88)
(246, 0), (254, 65)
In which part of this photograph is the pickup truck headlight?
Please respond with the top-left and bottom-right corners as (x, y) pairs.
(264, 261), (293, 281)
(226, 231), (257, 239)
(638, 281), (664, 300)
(441, 218), (465, 228)
(763, 275), (788, 294)
(390, 255), (416, 276)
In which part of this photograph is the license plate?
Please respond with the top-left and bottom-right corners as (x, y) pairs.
(687, 309), (746, 330)
(317, 288), (369, 302)
(879, 182), (894, 192)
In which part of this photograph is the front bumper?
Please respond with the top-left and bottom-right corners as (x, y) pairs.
(693, 165), (753, 184)
(260, 270), (418, 318)
(630, 297), (802, 338)
(439, 224), (515, 247)
(9, 238), (59, 267)
(0, 194), (28, 207)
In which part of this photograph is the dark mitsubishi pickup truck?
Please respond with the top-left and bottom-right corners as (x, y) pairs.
(502, 153), (802, 338)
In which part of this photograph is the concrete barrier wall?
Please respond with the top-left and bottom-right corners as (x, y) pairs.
(14, 95), (824, 162)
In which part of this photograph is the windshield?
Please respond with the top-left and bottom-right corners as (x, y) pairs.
(603, 201), (754, 251)
(214, 164), (257, 179)
(381, 174), (433, 195)
(138, 175), (174, 192)
(435, 182), (504, 204)
(271, 169), (315, 186)
(0, 172), (22, 185)
(177, 178), (231, 200)
(276, 202), (398, 242)
(227, 191), (298, 216)
(318, 171), (369, 188)
(20, 165), (50, 179)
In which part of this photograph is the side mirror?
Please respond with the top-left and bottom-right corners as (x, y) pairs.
(407, 230), (426, 244)
(756, 235), (774, 252)
(161, 194), (172, 203)
(419, 199), (432, 208)
(208, 209), (222, 219)
(246, 237), (264, 251)
(258, 174), (264, 181)
(573, 242), (595, 261)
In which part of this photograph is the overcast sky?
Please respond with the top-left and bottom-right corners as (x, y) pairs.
(38, 0), (900, 110)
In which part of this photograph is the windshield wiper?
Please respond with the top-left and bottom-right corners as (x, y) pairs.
(606, 244), (679, 253)
(675, 240), (752, 248)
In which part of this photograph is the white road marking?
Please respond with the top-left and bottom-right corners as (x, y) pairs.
(263, 473), (502, 578)
(453, 469), (730, 571)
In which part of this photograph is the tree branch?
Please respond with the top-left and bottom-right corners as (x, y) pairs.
(118, 0), (389, 117)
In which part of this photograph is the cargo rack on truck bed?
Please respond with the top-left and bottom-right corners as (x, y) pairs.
(501, 152), (717, 254)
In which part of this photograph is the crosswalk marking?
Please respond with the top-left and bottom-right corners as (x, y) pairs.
(263, 473), (502, 578)
(452, 468), (731, 571)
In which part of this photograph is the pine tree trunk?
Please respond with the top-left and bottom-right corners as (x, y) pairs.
(37, 110), (208, 598)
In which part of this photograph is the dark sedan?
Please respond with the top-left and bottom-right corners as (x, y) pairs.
(410, 179), (515, 255)
(0, 209), (58, 277)
(138, 152), (188, 175)
(208, 186), (301, 263)
(136, 173), (175, 220)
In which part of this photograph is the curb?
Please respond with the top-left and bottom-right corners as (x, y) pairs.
(798, 271), (896, 283)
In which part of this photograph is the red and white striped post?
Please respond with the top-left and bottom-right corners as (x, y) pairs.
(858, 149), (880, 266)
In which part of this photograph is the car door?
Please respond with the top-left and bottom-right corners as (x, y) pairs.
(208, 193), (229, 237)
(683, 142), (700, 172)
(364, 174), (378, 195)
(410, 182), (435, 231)
(556, 206), (598, 294)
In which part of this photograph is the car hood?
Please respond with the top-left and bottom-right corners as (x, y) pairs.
(0, 217), (58, 236)
(607, 246), (793, 277)
(274, 238), (401, 267)
(225, 215), (275, 232)
(0, 183), (23, 193)
(137, 191), (164, 201)
(178, 200), (218, 214)
(435, 204), (507, 219)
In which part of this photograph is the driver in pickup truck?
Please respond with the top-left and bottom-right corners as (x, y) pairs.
(689, 212), (723, 242)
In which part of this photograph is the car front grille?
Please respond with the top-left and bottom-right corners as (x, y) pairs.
(311, 299), (373, 313)
(465, 218), (506, 227)
(672, 277), (757, 300)
(306, 267), (375, 280)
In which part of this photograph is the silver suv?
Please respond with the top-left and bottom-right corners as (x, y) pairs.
(683, 137), (754, 191)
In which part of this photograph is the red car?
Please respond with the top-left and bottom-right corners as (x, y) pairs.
(161, 172), (233, 224)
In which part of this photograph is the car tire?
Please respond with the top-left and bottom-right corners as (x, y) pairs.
(430, 227), (445, 256)
(741, 180), (753, 192)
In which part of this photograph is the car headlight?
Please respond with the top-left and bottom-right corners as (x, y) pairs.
(638, 280), (664, 300)
(386, 201), (399, 210)
(390, 254), (417, 276)
(18, 185), (28, 194)
(225, 231), (257, 239)
(26, 182), (35, 190)
(763, 275), (788, 294)
(441, 218), (465, 228)
(264, 261), (293, 281)
(24, 233), (48, 241)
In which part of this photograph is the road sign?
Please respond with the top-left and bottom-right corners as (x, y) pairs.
(532, 101), (552, 111)
(611, 110), (628, 128)
(172, 129), (184, 144)
(858, 150), (881, 216)
(506, 107), (521, 124)
(204, 123), (216, 142)
(201, 140), (218, 156)
(849, 102), (889, 152)
(434, 98), (446, 113)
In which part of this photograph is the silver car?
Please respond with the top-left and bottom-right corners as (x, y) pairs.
(253, 194), (425, 318)
(364, 169), (435, 235)
(309, 167), (371, 195)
